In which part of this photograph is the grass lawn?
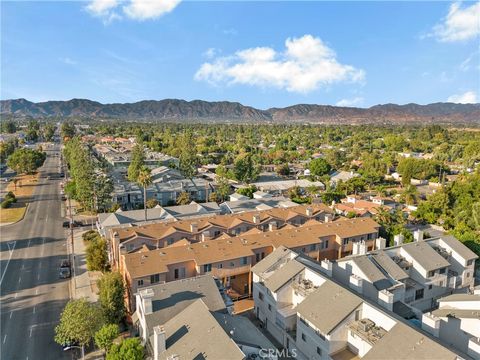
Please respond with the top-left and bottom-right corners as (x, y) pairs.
(7, 173), (39, 198)
(0, 203), (27, 223)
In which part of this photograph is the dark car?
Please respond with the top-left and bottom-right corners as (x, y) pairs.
(62, 220), (83, 228)
(62, 221), (70, 228)
(59, 259), (71, 279)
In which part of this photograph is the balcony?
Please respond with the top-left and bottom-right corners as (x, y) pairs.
(205, 264), (251, 278)
(292, 278), (319, 297)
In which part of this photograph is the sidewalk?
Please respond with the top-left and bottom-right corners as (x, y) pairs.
(71, 230), (101, 302)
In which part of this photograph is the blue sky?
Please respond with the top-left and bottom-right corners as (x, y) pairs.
(1, 1), (479, 108)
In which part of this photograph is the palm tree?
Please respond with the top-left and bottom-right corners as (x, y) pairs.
(137, 166), (152, 222)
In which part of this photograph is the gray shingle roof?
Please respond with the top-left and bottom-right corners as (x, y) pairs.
(296, 280), (362, 335)
(369, 251), (409, 281)
(140, 275), (226, 336)
(362, 322), (458, 360)
(436, 235), (479, 261)
(251, 245), (294, 276)
(401, 241), (450, 272)
(263, 259), (305, 293)
(351, 256), (388, 284)
(157, 299), (244, 360)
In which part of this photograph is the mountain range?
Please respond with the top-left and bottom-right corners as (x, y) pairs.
(1, 98), (479, 124)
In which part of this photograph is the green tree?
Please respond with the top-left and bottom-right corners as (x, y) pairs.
(107, 338), (144, 360)
(233, 153), (259, 183)
(146, 198), (159, 208)
(43, 123), (56, 142)
(95, 324), (120, 355)
(176, 191), (191, 205)
(237, 185), (257, 199)
(178, 131), (198, 179)
(54, 299), (104, 349)
(309, 158), (331, 177)
(137, 166), (152, 221)
(61, 122), (76, 139)
(128, 144), (145, 182)
(97, 272), (126, 324)
(7, 148), (46, 174)
(275, 163), (290, 176)
(86, 237), (109, 272)
(1, 120), (16, 133)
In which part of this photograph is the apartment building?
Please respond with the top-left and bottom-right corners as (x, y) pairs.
(109, 203), (335, 267)
(332, 232), (478, 313)
(422, 292), (480, 359)
(97, 201), (221, 236)
(252, 247), (463, 360)
(120, 216), (380, 311)
(134, 275), (278, 360)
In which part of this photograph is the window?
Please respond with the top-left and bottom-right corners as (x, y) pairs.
(367, 233), (372, 240)
(217, 263), (223, 269)
(261, 252), (265, 259)
(259, 292), (264, 301)
(428, 285), (432, 290)
(343, 238), (349, 245)
(467, 260), (474, 266)
(167, 238), (174, 245)
(230, 262), (235, 267)
(256, 253), (260, 262)
(137, 279), (144, 286)
(174, 269), (179, 279)
(310, 244), (316, 251)
(180, 267), (186, 278)
(203, 264), (212, 272)
(302, 248), (306, 253)
(415, 288), (424, 300)
(466, 272), (470, 278)
(439, 281), (444, 287)
(301, 333), (306, 342)
(439, 268), (446, 274)
(150, 274), (160, 284)
(317, 347), (322, 356)
(428, 271), (435, 277)
(268, 304), (272, 311)
(241, 257), (248, 265)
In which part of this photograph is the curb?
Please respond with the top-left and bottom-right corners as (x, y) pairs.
(0, 202), (29, 228)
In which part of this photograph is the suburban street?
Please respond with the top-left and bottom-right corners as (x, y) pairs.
(0, 145), (71, 360)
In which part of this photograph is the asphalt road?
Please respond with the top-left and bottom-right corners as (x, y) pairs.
(0, 145), (71, 360)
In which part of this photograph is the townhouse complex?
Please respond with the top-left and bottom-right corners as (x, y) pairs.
(252, 233), (479, 359)
(108, 204), (381, 310)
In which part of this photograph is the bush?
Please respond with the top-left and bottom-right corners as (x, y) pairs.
(5, 191), (16, 202)
(1, 198), (13, 209)
(83, 230), (100, 243)
(86, 237), (109, 272)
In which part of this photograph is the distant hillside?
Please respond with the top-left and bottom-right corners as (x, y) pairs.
(1, 98), (479, 124)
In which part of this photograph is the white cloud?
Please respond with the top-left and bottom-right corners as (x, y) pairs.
(85, 0), (180, 22)
(123, 0), (181, 20)
(203, 48), (218, 59)
(195, 35), (365, 93)
(59, 57), (78, 65)
(447, 90), (478, 103)
(431, 2), (480, 42)
(336, 97), (364, 107)
(86, 0), (119, 16)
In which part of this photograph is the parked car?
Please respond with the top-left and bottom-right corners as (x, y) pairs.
(59, 259), (71, 279)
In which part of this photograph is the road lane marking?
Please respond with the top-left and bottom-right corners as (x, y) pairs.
(0, 241), (16, 286)
(3, 334), (6, 344)
(33, 306), (36, 314)
(27, 239), (31, 247)
(18, 277), (21, 284)
(29, 327), (33, 337)
(9, 311), (13, 319)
